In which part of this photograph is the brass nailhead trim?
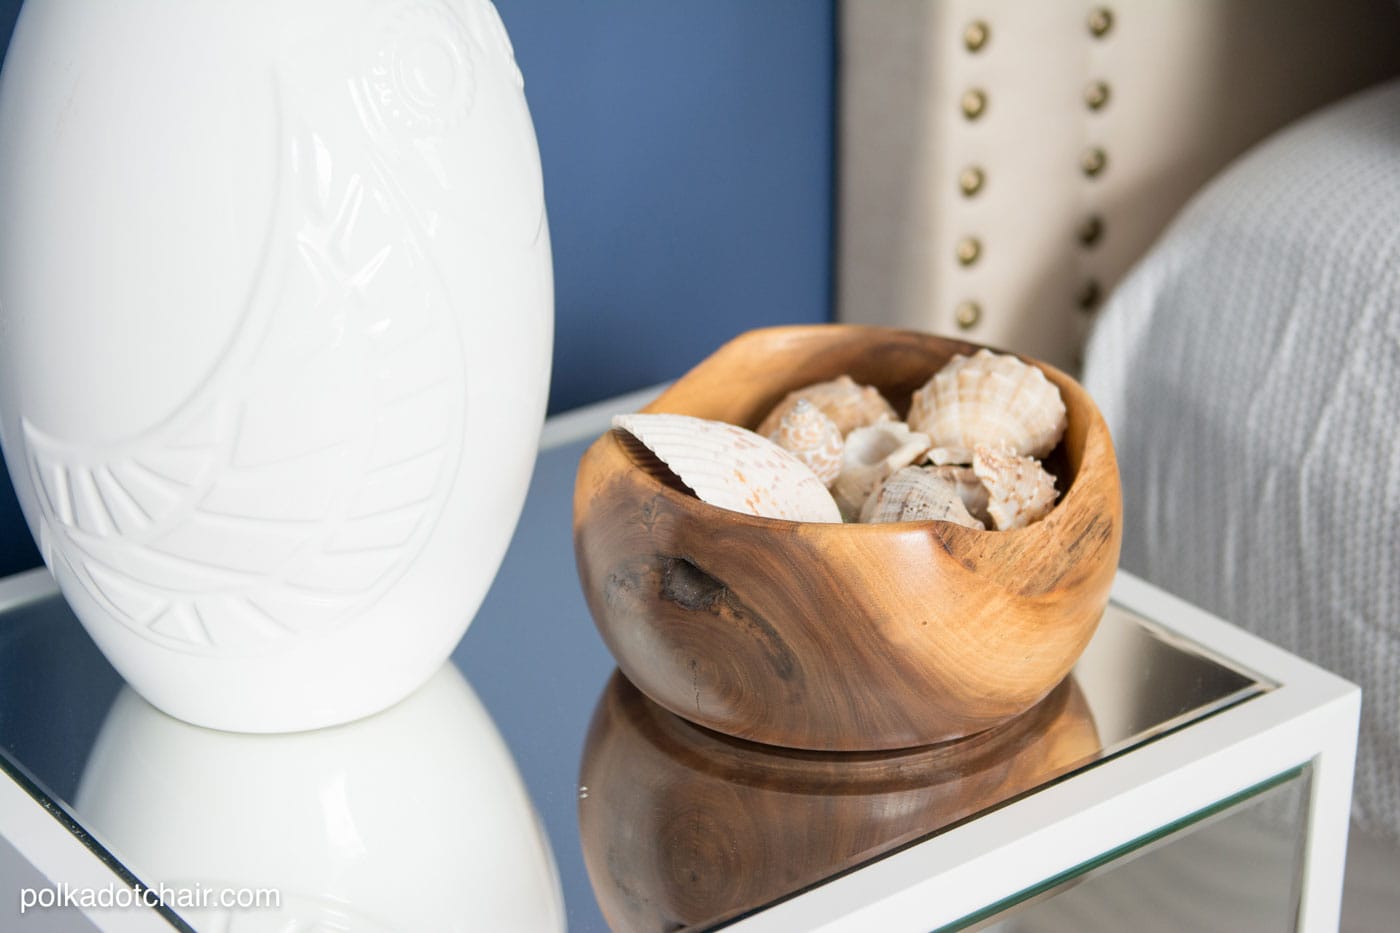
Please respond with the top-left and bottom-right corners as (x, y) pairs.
(1078, 215), (1104, 246)
(960, 88), (987, 121)
(1078, 280), (1103, 311)
(955, 301), (982, 329)
(1085, 80), (1110, 111)
(956, 237), (982, 266)
(963, 20), (990, 52)
(958, 166), (985, 197)
(1088, 7), (1114, 38)
(1081, 147), (1108, 178)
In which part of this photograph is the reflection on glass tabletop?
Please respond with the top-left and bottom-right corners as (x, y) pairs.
(0, 436), (1266, 931)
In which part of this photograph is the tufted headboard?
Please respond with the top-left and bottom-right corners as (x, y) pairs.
(837, 0), (1400, 370)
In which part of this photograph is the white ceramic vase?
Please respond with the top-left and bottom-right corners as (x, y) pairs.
(0, 0), (552, 730)
(77, 664), (566, 932)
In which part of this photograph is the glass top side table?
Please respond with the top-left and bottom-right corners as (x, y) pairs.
(0, 390), (1361, 932)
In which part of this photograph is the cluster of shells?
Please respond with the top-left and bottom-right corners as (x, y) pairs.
(613, 349), (1068, 531)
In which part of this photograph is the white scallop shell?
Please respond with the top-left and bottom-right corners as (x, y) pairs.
(768, 399), (844, 487)
(859, 466), (986, 529)
(830, 421), (932, 521)
(612, 413), (842, 523)
(756, 375), (896, 438)
(925, 463), (991, 527)
(907, 349), (1068, 465)
(971, 444), (1059, 530)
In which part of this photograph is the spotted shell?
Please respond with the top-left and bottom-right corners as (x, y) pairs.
(756, 375), (896, 438)
(612, 413), (842, 523)
(971, 444), (1059, 530)
(907, 349), (1067, 465)
(830, 421), (932, 521)
(925, 463), (991, 527)
(768, 399), (843, 487)
(859, 466), (986, 529)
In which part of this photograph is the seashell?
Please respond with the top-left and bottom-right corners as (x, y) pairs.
(925, 463), (991, 527)
(907, 349), (1068, 465)
(830, 422), (932, 521)
(612, 413), (842, 523)
(859, 466), (986, 529)
(756, 375), (896, 438)
(768, 399), (844, 487)
(971, 444), (1059, 530)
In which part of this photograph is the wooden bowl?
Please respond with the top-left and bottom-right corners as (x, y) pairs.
(579, 671), (1101, 933)
(573, 324), (1121, 750)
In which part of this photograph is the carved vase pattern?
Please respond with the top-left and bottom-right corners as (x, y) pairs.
(0, 0), (552, 730)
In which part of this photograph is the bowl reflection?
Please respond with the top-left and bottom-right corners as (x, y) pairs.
(579, 670), (1100, 932)
(76, 663), (564, 932)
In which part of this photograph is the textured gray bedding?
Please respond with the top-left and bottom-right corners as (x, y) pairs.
(1084, 77), (1400, 847)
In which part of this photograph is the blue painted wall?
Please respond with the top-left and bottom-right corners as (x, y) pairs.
(0, 0), (834, 575)
(496, 0), (835, 411)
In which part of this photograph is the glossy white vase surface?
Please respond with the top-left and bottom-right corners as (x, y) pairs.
(0, 0), (552, 730)
(77, 664), (566, 932)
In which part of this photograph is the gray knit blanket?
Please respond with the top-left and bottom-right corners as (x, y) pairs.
(1084, 77), (1400, 846)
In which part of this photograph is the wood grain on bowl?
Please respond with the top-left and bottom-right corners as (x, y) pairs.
(573, 325), (1121, 751)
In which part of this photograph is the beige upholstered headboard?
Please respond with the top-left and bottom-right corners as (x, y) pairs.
(837, 0), (1400, 370)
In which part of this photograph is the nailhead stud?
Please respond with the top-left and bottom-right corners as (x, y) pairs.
(961, 88), (987, 120)
(1088, 7), (1114, 38)
(955, 301), (982, 329)
(959, 166), (985, 197)
(963, 20), (990, 52)
(1081, 147), (1107, 177)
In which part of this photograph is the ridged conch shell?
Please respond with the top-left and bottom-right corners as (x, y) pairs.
(756, 375), (896, 438)
(971, 445), (1059, 530)
(768, 399), (843, 487)
(925, 464), (991, 527)
(612, 413), (842, 523)
(907, 349), (1068, 465)
(859, 466), (986, 529)
(830, 422), (932, 521)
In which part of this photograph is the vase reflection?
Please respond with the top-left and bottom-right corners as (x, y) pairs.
(76, 663), (564, 932)
(579, 672), (1100, 933)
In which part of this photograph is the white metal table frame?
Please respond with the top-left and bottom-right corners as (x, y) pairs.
(0, 392), (1362, 932)
(731, 571), (1359, 933)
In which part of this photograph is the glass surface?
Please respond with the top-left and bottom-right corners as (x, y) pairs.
(977, 765), (1312, 932)
(0, 437), (1270, 931)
